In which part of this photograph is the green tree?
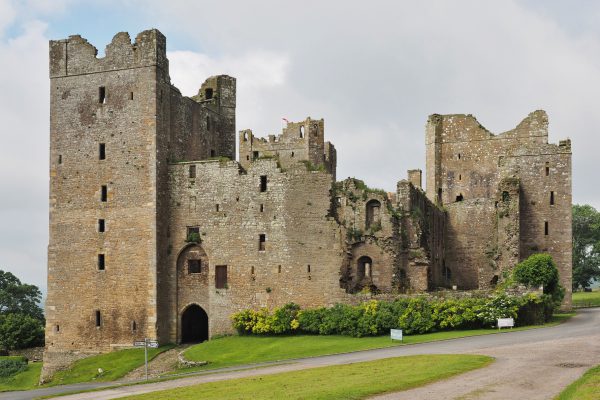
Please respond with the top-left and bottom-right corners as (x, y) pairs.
(572, 204), (600, 290)
(0, 270), (45, 351)
(513, 253), (564, 306)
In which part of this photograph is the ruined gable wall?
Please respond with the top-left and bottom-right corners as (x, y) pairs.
(45, 30), (166, 379)
(165, 160), (346, 340)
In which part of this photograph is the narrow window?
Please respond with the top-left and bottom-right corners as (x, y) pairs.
(544, 221), (549, 236)
(188, 259), (201, 274)
(206, 116), (211, 131)
(458, 153), (461, 160)
(299, 126), (304, 138)
(260, 175), (267, 192)
(545, 162), (550, 176)
(456, 194), (463, 202)
(291, 151), (294, 157)
(216, 204), (220, 212)
(205, 88), (213, 99)
(251, 266), (255, 275)
(458, 174), (461, 181)
(260, 204), (264, 212)
(278, 265), (281, 273)
(132, 321), (137, 331)
(95, 310), (102, 327)
(98, 219), (105, 232)
(550, 191), (555, 205)
(101, 185), (107, 202)
(130, 91), (134, 100)
(259, 234), (266, 251)
(307, 264), (311, 273)
(437, 188), (442, 204)
(99, 86), (106, 104)
(98, 254), (105, 270)
(189, 165), (196, 179)
(215, 265), (227, 289)
(55, 324), (60, 333)
(58, 154), (62, 164)
(99, 143), (106, 160)
(210, 149), (216, 157)
(246, 155), (250, 161)
(253, 151), (259, 160)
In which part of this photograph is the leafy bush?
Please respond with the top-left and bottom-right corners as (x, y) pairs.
(0, 356), (27, 378)
(513, 253), (564, 306)
(0, 314), (44, 351)
(231, 293), (552, 338)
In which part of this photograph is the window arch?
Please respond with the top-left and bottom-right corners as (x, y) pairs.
(365, 200), (381, 230)
(357, 256), (373, 280)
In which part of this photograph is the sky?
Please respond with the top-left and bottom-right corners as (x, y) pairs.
(1, 0), (599, 295)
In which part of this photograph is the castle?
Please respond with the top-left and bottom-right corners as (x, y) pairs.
(43, 29), (572, 379)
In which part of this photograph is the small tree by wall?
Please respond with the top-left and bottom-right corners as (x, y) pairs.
(513, 253), (564, 306)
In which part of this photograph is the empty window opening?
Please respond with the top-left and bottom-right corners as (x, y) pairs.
(99, 86), (106, 104)
(99, 143), (106, 160)
(55, 324), (60, 333)
(259, 234), (266, 251)
(210, 149), (215, 157)
(365, 200), (381, 229)
(246, 155), (250, 161)
(58, 154), (62, 164)
(216, 204), (220, 212)
(98, 254), (105, 270)
(458, 153), (461, 160)
(545, 162), (550, 176)
(215, 265), (227, 289)
(437, 188), (442, 204)
(307, 264), (311, 273)
(456, 193), (464, 202)
(188, 259), (201, 274)
(458, 174), (461, 181)
(490, 275), (499, 287)
(98, 219), (105, 233)
(130, 91), (134, 100)
(260, 204), (264, 212)
(299, 126), (305, 138)
(260, 175), (267, 192)
(357, 256), (372, 280)
(205, 88), (213, 99)
(544, 221), (549, 236)
(243, 132), (248, 141)
(101, 185), (107, 202)
(251, 266), (255, 275)
(189, 165), (196, 179)
(291, 151), (295, 157)
(206, 116), (211, 131)
(278, 265), (282, 273)
(236, 196), (240, 202)
(502, 191), (510, 202)
(550, 191), (555, 205)
(95, 310), (102, 327)
(132, 321), (137, 331)
(253, 151), (259, 160)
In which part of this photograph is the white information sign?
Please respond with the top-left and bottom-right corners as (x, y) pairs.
(497, 318), (514, 330)
(390, 329), (403, 341)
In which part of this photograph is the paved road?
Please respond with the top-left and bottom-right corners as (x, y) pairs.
(4, 308), (599, 400)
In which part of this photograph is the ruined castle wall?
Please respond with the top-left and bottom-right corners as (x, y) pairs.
(164, 160), (346, 340)
(45, 30), (166, 378)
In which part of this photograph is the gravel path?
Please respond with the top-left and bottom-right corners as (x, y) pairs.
(5, 308), (599, 400)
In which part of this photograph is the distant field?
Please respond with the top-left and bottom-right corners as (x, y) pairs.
(572, 290), (600, 308)
(556, 364), (600, 400)
(123, 354), (494, 400)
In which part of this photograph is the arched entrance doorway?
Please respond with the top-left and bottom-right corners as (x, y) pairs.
(181, 304), (209, 343)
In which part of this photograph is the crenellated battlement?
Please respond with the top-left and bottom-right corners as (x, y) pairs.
(49, 29), (168, 79)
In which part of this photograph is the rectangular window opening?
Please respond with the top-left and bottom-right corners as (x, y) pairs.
(58, 154), (62, 164)
(210, 149), (216, 157)
(260, 204), (264, 212)
(544, 221), (549, 236)
(98, 254), (105, 270)
(95, 310), (102, 327)
(216, 204), (220, 212)
(130, 91), (134, 100)
(550, 191), (555, 205)
(545, 162), (550, 176)
(188, 259), (201, 274)
(259, 234), (266, 251)
(98, 219), (105, 233)
(101, 185), (107, 202)
(99, 86), (106, 104)
(216, 265), (228, 289)
(307, 264), (311, 273)
(260, 175), (267, 192)
(189, 165), (196, 179)
(55, 324), (60, 333)
(278, 265), (281, 273)
(253, 151), (259, 160)
(132, 321), (137, 331)
(99, 143), (106, 160)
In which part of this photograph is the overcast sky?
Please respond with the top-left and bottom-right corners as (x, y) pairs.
(1, 0), (599, 294)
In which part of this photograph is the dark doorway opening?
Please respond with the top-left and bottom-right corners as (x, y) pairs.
(181, 304), (209, 343)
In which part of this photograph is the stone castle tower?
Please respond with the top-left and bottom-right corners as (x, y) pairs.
(44, 29), (572, 380)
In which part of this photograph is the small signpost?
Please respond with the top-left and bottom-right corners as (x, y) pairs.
(134, 338), (159, 380)
(390, 329), (403, 342)
(497, 318), (515, 330)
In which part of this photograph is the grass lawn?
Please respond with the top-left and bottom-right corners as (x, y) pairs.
(572, 290), (600, 308)
(180, 313), (573, 373)
(0, 361), (43, 392)
(556, 364), (600, 400)
(123, 354), (493, 400)
(46, 345), (174, 387)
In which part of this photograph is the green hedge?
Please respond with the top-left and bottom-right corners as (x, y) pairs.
(231, 293), (554, 337)
(0, 356), (28, 378)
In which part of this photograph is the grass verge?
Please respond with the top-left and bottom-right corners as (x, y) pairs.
(556, 364), (600, 400)
(0, 362), (43, 392)
(123, 354), (493, 400)
(45, 345), (174, 387)
(180, 313), (573, 373)
(572, 290), (600, 308)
